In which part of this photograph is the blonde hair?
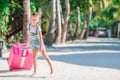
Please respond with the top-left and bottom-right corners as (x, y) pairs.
(31, 12), (41, 24)
(31, 12), (40, 18)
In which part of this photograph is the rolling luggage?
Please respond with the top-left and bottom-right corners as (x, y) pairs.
(7, 43), (33, 70)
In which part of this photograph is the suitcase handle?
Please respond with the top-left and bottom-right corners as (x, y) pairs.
(17, 43), (31, 49)
(22, 50), (27, 57)
(12, 43), (32, 56)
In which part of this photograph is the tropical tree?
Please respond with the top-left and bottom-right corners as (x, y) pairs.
(61, 0), (70, 43)
(79, 1), (90, 39)
(0, 0), (10, 39)
(74, 7), (80, 40)
(22, 0), (31, 42)
(54, 0), (62, 44)
(0, 0), (120, 44)
(45, 0), (56, 46)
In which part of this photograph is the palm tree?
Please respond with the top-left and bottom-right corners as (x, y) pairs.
(74, 7), (80, 40)
(45, 0), (56, 46)
(22, 0), (31, 42)
(61, 0), (70, 43)
(54, 0), (62, 44)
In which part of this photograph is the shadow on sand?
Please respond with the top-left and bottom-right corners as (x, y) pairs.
(0, 70), (46, 78)
(45, 52), (120, 70)
(44, 42), (120, 70)
(39, 53), (120, 69)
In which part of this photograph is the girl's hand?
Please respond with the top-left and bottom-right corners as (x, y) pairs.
(26, 42), (30, 47)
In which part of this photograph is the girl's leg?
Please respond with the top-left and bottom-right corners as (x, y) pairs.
(32, 50), (38, 76)
(41, 48), (54, 74)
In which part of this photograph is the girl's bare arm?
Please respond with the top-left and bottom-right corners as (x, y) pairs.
(38, 31), (43, 50)
(27, 31), (30, 45)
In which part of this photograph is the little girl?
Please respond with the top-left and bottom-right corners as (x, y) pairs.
(26, 12), (53, 76)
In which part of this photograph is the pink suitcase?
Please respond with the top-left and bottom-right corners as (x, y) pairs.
(7, 43), (33, 70)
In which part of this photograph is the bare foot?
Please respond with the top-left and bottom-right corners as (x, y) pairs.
(31, 73), (37, 77)
(50, 68), (54, 74)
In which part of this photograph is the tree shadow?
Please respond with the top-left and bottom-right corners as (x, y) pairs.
(0, 69), (28, 73)
(0, 70), (11, 73)
(39, 52), (120, 70)
(47, 44), (120, 53)
(44, 41), (120, 69)
(0, 57), (7, 61)
(0, 74), (46, 78)
(86, 41), (120, 45)
(0, 70), (46, 78)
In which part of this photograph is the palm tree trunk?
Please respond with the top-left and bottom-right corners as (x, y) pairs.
(79, 13), (87, 39)
(74, 7), (80, 40)
(45, 0), (56, 46)
(54, 0), (62, 45)
(86, 7), (92, 38)
(61, 0), (70, 43)
(22, 0), (31, 42)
